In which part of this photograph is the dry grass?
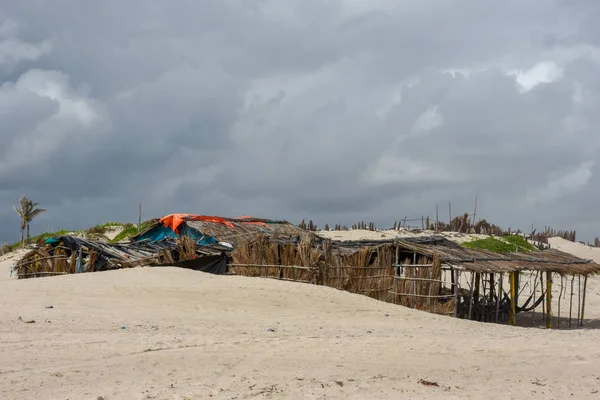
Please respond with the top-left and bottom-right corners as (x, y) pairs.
(14, 246), (70, 278)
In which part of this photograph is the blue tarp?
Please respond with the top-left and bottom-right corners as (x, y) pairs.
(133, 223), (219, 246)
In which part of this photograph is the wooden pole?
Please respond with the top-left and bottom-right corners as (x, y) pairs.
(474, 273), (481, 306)
(569, 275), (574, 328)
(496, 273), (503, 322)
(392, 246), (399, 304)
(580, 275), (588, 327)
(412, 253), (417, 308)
(540, 272), (545, 322)
(509, 272), (516, 326)
(448, 202), (452, 226)
(577, 275), (582, 327)
(557, 274), (564, 329)
(435, 204), (439, 232)
(546, 271), (552, 329)
(532, 272), (537, 327)
(468, 272), (475, 320)
(453, 268), (458, 317)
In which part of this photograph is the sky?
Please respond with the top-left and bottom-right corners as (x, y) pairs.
(1, 1), (600, 244)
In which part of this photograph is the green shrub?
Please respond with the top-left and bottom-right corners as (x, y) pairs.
(462, 235), (535, 253)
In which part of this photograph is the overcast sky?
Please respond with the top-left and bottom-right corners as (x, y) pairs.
(1, 1), (600, 244)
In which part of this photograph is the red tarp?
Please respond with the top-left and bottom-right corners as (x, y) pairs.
(159, 214), (235, 234)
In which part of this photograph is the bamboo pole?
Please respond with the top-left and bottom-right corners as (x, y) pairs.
(468, 272), (475, 320)
(540, 272), (545, 322)
(580, 275), (588, 327)
(557, 274), (564, 329)
(412, 253), (417, 308)
(577, 275), (582, 327)
(569, 275), (574, 328)
(495, 273), (503, 323)
(532, 272), (537, 327)
(546, 271), (552, 329)
(392, 246), (399, 304)
(453, 268), (458, 317)
(509, 272), (516, 326)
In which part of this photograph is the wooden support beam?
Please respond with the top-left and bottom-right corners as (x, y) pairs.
(496, 273), (503, 323)
(453, 268), (458, 318)
(474, 273), (481, 305)
(580, 275), (588, 327)
(509, 272), (516, 326)
(546, 271), (552, 329)
(468, 272), (475, 320)
(569, 275), (574, 328)
(577, 275), (582, 327)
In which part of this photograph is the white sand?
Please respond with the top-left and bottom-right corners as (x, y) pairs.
(548, 237), (600, 264)
(1, 267), (600, 399)
(317, 229), (490, 244)
(104, 226), (124, 241)
(0, 249), (29, 282)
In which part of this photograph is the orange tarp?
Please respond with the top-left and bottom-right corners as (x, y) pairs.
(159, 214), (235, 234)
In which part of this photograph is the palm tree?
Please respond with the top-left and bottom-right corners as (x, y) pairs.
(13, 196), (46, 248)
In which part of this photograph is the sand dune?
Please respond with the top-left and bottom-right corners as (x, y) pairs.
(0, 249), (29, 282)
(1, 267), (600, 399)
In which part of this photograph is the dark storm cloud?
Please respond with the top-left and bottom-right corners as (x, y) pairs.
(1, 0), (600, 243)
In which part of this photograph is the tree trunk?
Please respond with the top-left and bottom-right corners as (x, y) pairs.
(20, 226), (24, 249)
(26, 223), (30, 242)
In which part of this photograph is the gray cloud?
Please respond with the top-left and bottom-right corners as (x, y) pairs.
(1, 1), (600, 243)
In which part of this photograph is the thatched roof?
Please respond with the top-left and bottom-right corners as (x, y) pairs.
(185, 218), (308, 248)
(393, 237), (600, 275)
(132, 215), (309, 249)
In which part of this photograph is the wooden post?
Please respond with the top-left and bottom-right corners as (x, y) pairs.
(412, 253), (417, 308)
(569, 275), (574, 328)
(546, 271), (552, 329)
(468, 272), (475, 320)
(557, 274), (564, 329)
(514, 272), (520, 307)
(448, 202), (452, 226)
(580, 275), (588, 327)
(577, 275), (582, 327)
(435, 204), (439, 232)
(540, 272), (545, 322)
(496, 273), (503, 322)
(453, 268), (458, 317)
(532, 272), (537, 327)
(392, 246), (399, 304)
(474, 273), (481, 306)
(509, 272), (516, 326)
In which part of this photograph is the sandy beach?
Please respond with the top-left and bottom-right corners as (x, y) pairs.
(1, 263), (599, 399)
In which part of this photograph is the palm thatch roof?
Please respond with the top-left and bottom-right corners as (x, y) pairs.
(185, 218), (308, 247)
(131, 215), (309, 249)
(393, 237), (600, 275)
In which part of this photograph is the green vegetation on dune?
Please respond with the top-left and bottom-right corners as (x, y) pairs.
(1, 219), (158, 255)
(502, 234), (538, 251)
(5, 229), (69, 252)
(109, 219), (157, 243)
(462, 235), (537, 253)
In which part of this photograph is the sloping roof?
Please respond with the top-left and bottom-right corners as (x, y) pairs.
(186, 218), (307, 248)
(393, 237), (600, 275)
(132, 214), (309, 248)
